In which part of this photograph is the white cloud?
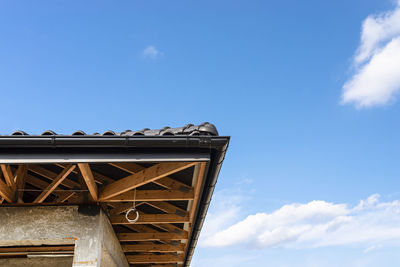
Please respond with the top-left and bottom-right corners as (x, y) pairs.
(142, 45), (161, 59)
(342, 1), (400, 108)
(201, 194), (400, 250)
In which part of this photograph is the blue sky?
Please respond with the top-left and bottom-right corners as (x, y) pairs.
(2, 0), (400, 266)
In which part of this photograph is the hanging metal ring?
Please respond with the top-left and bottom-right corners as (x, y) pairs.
(125, 208), (139, 223)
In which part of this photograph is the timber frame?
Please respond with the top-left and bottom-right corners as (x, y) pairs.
(0, 123), (229, 267)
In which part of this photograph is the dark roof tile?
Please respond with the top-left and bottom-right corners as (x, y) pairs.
(2, 122), (219, 137)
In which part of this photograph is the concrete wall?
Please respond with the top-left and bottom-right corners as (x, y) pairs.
(0, 257), (73, 267)
(0, 205), (128, 267)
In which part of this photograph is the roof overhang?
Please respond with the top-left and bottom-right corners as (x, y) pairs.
(0, 132), (230, 267)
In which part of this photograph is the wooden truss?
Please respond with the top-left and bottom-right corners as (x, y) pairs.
(0, 161), (208, 267)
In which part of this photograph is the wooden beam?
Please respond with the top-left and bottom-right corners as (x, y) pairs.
(126, 254), (184, 264)
(110, 213), (189, 225)
(0, 246), (74, 253)
(15, 165), (27, 203)
(77, 163), (98, 201)
(109, 202), (144, 216)
(0, 177), (14, 203)
(117, 232), (188, 241)
(25, 173), (74, 202)
(152, 223), (186, 235)
(108, 162), (144, 173)
(135, 210), (188, 237)
(105, 189), (194, 202)
(56, 163), (114, 185)
(100, 162), (197, 200)
(33, 164), (76, 203)
(122, 243), (185, 253)
(146, 201), (188, 216)
(189, 162), (207, 222)
(28, 165), (80, 189)
(1, 164), (15, 189)
(110, 162), (192, 191)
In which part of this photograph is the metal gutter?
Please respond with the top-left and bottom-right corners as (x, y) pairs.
(0, 136), (228, 149)
(184, 137), (229, 267)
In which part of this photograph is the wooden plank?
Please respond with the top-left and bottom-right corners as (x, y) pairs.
(0, 177), (14, 203)
(126, 254), (184, 264)
(108, 162), (144, 173)
(109, 202), (144, 216)
(33, 165), (76, 203)
(15, 165), (27, 203)
(145, 201), (188, 216)
(122, 243), (185, 253)
(25, 173), (75, 203)
(134, 210), (188, 237)
(120, 224), (171, 245)
(77, 163), (98, 201)
(123, 224), (157, 233)
(1, 164), (15, 189)
(0, 246), (74, 253)
(189, 162), (207, 222)
(110, 162), (192, 190)
(152, 223), (186, 235)
(100, 162), (196, 200)
(105, 189), (194, 202)
(155, 177), (192, 191)
(117, 232), (188, 241)
(56, 163), (114, 185)
(56, 191), (77, 203)
(28, 165), (80, 189)
(110, 213), (189, 225)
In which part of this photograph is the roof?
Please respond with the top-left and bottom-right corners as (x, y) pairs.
(4, 122), (219, 137)
(0, 122), (229, 267)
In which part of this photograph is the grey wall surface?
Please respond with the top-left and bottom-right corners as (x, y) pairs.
(0, 257), (73, 267)
(0, 205), (128, 267)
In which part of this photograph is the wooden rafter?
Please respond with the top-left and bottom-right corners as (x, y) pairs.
(110, 213), (189, 225)
(25, 173), (75, 202)
(117, 232), (188, 241)
(122, 243), (185, 253)
(77, 163), (98, 201)
(29, 165), (80, 189)
(152, 222), (186, 235)
(109, 162), (192, 191)
(15, 165), (27, 203)
(145, 201), (188, 216)
(109, 202), (144, 216)
(1, 164), (15, 189)
(56, 163), (114, 185)
(126, 254), (184, 264)
(0, 246), (74, 253)
(105, 189), (194, 203)
(33, 164), (76, 203)
(0, 177), (14, 203)
(100, 162), (197, 200)
(121, 224), (174, 245)
(189, 162), (207, 222)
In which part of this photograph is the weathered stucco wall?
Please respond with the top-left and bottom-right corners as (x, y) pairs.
(0, 205), (128, 267)
(0, 257), (73, 267)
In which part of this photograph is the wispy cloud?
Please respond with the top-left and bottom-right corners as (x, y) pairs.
(342, 1), (400, 108)
(201, 194), (400, 250)
(142, 45), (162, 59)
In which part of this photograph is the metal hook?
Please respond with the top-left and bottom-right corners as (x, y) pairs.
(125, 208), (139, 223)
(126, 188), (139, 223)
